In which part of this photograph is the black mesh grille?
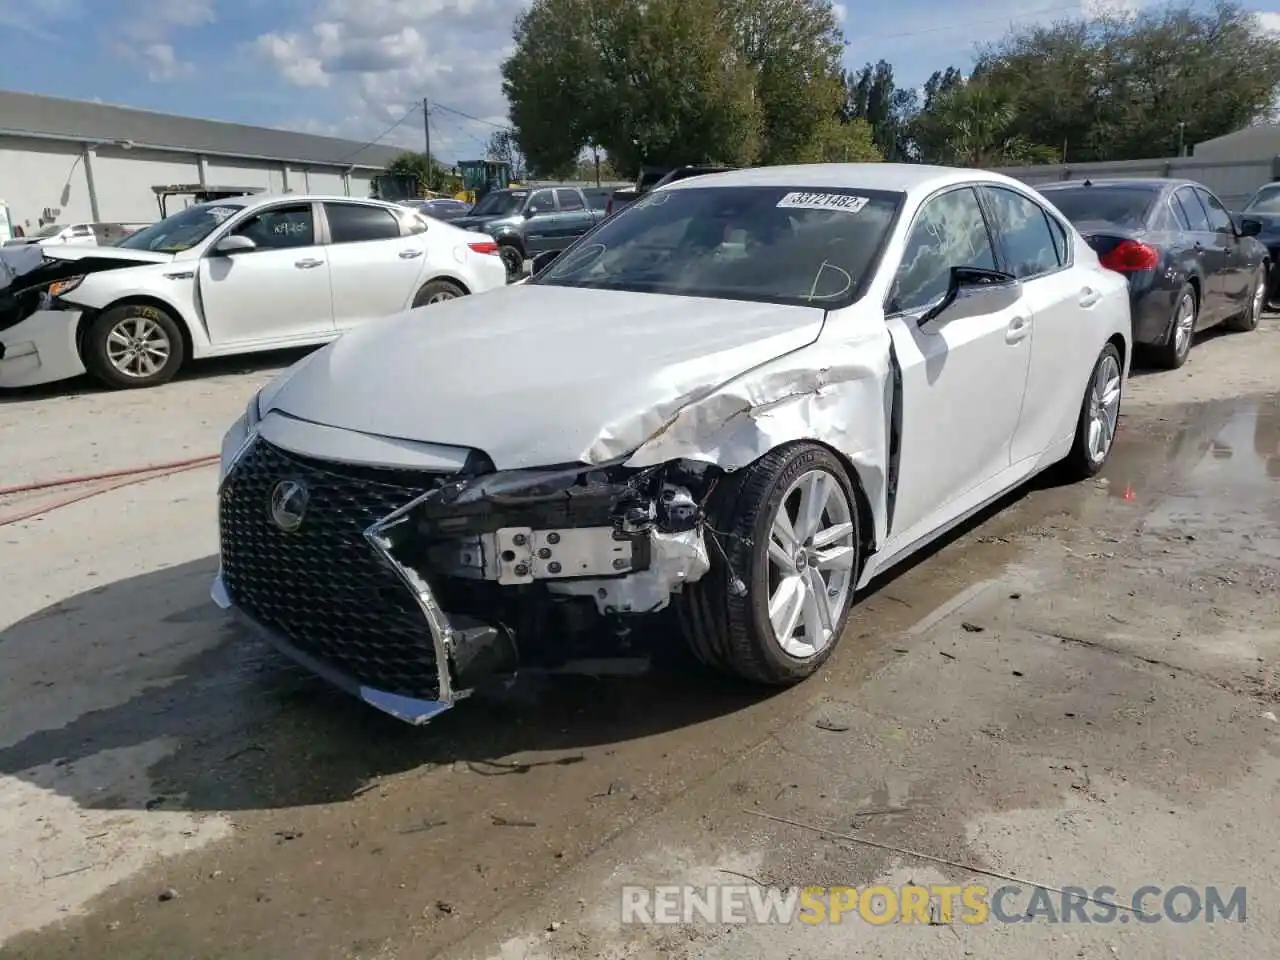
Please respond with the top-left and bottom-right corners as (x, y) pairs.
(218, 439), (444, 699)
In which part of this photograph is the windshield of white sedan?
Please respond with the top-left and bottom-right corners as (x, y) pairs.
(536, 186), (902, 306)
(117, 202), (247, 253)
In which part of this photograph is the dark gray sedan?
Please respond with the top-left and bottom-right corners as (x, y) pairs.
(1038, 178), (1268, 370)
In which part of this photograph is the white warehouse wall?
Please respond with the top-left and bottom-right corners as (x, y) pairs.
(92, 145), (201, 220)
(0, 136), (94, 231)
(302, 169), (348, 195)
(349, 171), (374, 198)
(0, 135), (379, 228)
(205, 157), (280, 193)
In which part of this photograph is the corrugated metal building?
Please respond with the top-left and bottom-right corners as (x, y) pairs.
(0, 89), (402, 232)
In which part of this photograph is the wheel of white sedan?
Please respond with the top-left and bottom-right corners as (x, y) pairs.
(678, 443), (862, 685)
(83, 302), (186, 390)
(1060, 341), (1124, 480)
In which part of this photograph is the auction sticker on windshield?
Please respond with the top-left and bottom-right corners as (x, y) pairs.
(207, 207), (239, 223)
(776, 192), (869, 214)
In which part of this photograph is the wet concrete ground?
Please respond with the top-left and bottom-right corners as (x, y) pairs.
(1, 321), (1278, 959)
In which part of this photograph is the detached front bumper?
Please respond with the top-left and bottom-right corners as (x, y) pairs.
(0, 308), (85, 388)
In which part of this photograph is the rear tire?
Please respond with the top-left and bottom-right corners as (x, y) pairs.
(83, 303), (186, 390)
(1149, 283), (1196, 370)
(1059, 341), (1123, 481)
(678, 443), (862, 685)
(1224, 265), (1265, 332)
(412, 279), (466, 307)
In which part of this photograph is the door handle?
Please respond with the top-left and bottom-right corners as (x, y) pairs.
(294, 258), (324, 269)
(398, 249), (424, 259)
(1079, 287), (1102, 308)
(1005, 315), (1032, 344)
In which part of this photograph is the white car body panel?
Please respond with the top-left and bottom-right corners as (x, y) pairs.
(212, 163), (1131, 722)
(0, 195), (507, 388)
(240, 164), (1130, 586)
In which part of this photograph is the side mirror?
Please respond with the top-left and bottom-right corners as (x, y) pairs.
(1238, 216), (1263, 238)
(921, 265), (1019, 325)
(214, 235), (256, 255)
(530, 250), (559, 274)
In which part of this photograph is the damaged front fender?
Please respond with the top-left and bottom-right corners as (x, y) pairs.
(619, 324), (896, 549)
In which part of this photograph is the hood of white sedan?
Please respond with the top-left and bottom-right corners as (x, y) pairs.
(41, 246), (175, 264)
(266, 283), (827, 470)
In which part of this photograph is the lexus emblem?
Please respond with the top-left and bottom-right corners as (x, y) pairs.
(269, 480), (310, 532)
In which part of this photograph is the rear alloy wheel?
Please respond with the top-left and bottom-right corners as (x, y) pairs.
(1224, 265), (1266, 332)
(1151, 283), (1197, 370)
(84, 303), (186, 389)
(412, 279), (466, 307)
(1059, 341), (1123, 480)
(678, 443), (861, 685)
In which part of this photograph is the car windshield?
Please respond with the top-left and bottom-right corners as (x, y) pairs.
(470, 191), (526, 217)
(34, 224), (66, 238)
(535, 185), (903, 307)
(117, 202), (246, 252)
(1040, 186), (1159, 229)
(1245, 185), (1280, 214)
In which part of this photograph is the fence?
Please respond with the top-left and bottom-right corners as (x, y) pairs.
(990, 155), (1280, 208)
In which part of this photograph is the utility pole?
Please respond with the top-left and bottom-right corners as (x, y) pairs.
(422, 97), (432, 190)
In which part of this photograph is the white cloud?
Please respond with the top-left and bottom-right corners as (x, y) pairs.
(1258, 11), (1280, 34)
(253, 0), (524, 160)
(111, 0), (215, 80)
(0, 0), (83, 40)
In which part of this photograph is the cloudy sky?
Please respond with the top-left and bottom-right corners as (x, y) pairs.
(0, 0), (1275, 161)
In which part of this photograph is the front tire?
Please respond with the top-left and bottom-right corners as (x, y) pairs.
(83, 303), (186, 389)
(678, 443), (862, 685)
(498, 243), (524, 281)
(1059, 341), (1123, 481)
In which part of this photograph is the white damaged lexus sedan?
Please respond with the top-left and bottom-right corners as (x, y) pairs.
(212, 163), (1131, 724)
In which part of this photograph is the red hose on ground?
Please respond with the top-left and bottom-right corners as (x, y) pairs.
(0, 459), (218, 528)
(0, 454), (219, 497)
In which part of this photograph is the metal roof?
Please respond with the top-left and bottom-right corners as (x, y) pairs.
(0, 89), (403, 170)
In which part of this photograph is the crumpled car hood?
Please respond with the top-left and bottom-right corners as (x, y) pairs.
(266, 283), (827, 469)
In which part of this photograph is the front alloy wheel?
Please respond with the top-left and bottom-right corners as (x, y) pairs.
(678, 443), (862, 685)
(766, 470), (858, 659)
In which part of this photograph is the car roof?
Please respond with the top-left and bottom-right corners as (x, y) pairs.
(194, 193), (404, 210)
(658, 163), (1035, 197)
(1036, 178), (1189, 192)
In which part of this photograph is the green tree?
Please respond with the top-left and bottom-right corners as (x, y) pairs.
(912, 82), (1056, 167)
(501, 0), (862, 176)
(485, 130), (527, 181)
(503, 0), (760, 177)
(387, 151), (449, 192)
(843, 60), (919, 160)
(974, 0), (1280, 162)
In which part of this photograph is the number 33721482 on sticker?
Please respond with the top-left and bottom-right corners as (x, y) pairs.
(776, 192), (869, 213)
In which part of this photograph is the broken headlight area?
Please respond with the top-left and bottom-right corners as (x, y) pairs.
(381, 458), (720, 674)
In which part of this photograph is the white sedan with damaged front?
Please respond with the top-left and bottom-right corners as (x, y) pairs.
(0, 194), (506, 390)
(212, 163), (1130, 724)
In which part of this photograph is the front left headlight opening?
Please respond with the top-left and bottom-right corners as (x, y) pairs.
(47, 276), (84, 298)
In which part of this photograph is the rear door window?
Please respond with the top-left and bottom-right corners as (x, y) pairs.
(555, 189), (585, 211)
(1174, 188), (1212, 232)
(983, 186), (1062, 278)
(324, 203), (402, 244)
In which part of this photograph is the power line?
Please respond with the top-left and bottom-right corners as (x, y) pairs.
(336, 102), (423, 162)
(431, 101), (511, 131)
